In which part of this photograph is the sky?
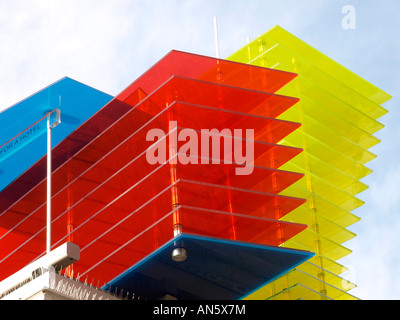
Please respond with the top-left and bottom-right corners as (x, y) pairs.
(0, 0), (399, 300)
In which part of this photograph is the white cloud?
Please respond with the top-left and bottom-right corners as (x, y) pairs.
(0, 0), (132, 106)
(0, 0), (333, 110)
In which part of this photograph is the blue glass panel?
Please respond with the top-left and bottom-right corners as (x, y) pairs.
(0, 77), (113, 191)
(103, 233), (313, 300)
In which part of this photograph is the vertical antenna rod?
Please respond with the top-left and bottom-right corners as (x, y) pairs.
(213, 16), (220, 59)
(45, 109), (61, 255)
(46, 112), (52, 254)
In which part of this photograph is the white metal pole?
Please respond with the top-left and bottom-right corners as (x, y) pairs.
(46, 113), (52, 254)
(213, 16), (220, 59)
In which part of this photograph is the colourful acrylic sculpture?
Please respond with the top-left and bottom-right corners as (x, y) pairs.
(0, 25), (390, 300)
(227, 25), (391, 300)
(0, 50), (313, 299)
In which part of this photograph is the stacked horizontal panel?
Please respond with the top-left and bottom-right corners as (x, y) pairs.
(228, 25), (391, 300)
(0, 51), (311, 296)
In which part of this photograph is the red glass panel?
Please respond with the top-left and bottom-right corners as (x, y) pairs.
(0, 229), (45, 280)
(0, 137), (302, 248)
(118, 50), (298, 102)
(125, 76), (299, 119)
(0, 50), (304, 284)
(69, 206), (306, 286)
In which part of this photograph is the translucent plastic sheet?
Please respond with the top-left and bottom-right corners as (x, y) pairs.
(227, 25), (391, 300)
(121, 75), (300, 120)
(70, 204), (307, 286)
(296, 261), (356, 292)
(0, 78), (114, 193)
(98, 234), (313, 300)
(280, 93), (381, 150)
(244, 268), (358, 300)
(284, 228), (352, 262)
(0, 50), (308, 288)
(118, 50), (298, 102)
(266, 283), (333, 300)
(282, 108), (378, 165)
(229, 25), (391, 107)
(281, 190), (361, 229)
(283, 205), (356, 245)
(281, 156), (369, 197)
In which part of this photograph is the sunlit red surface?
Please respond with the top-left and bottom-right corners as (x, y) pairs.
(0, 51), (306, 285)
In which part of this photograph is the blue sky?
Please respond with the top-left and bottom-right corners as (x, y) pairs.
(0, 0), (398, 300)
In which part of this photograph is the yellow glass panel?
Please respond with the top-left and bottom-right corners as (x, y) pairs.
(284, 128), (377, 166)
(318, 255), (349, 275)
(282, 161), (368, 198)
(267, 25), (392, 106)
(298, 194), (360, 228)
(294, 255), (349, 277)
(282, 134), (373, 179)
(278, 77), (386, 135)
(266, 283), (333, 300)
(278, 97), (381, 150)
(228, 24), (390, 300)
(229, 25), (391, 107)
(283, 206), (356, 245)
(282, 202), (360, 231)
(281, 158), (368, 196)
(282, 182), (364, 213)
(284, 229), (352, 261)
(283, 111), (378, 164)
(243, 269), (359, 300)
(233, 43), (386, 135)
(297, 262), (356, 292)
